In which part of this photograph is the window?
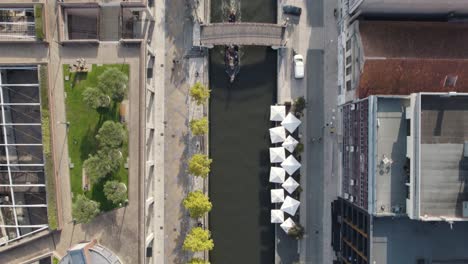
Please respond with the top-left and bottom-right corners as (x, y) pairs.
(346, 55), (352, 65)
(346, 66), (352, 76)
(346, 80), (352, 91)
(444, 75), (458, 87)
(346, 40), (351, 51)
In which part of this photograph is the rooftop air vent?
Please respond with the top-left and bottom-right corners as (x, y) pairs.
(444, 75), (458, 87)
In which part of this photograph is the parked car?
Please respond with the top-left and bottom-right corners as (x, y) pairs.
(283, 5), (302, 16)
(294, 54), (304, 79)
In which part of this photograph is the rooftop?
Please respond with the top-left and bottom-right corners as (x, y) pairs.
(372, 217), (468, 264)
(355, 21), (468, 98)
(0, 66), (48, 246)
(359, 21), (468, 59)
(419, 94), (468, 219)
(372, 97), (408, 215)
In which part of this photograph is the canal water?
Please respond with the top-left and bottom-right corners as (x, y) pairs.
(209, 0), (277, 263)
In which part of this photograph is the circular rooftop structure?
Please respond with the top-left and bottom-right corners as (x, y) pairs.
(59, 240), (122, 264)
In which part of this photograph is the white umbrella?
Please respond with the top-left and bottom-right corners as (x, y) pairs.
(271, 209), (284, 223)
(282, 177), (300, 194)
(281, 155), (301, 175)
(269, 167), (286, 183)
(282, 135), (299, 153)
(281, 113), (301, 133)
(280, 217), (296, 233)
(270, 147), (286, 163)
(270, 105), (286, 121)
(281, 196), (300, 216)
(269, 126), (286, 144)
(271, 189), (285, 203)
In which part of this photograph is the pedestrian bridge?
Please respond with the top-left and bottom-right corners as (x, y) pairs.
(198, 23), (285, 47)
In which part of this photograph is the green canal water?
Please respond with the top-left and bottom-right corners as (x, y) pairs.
(209, 1), (277, 263)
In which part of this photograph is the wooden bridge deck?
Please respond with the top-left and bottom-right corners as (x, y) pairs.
(199, 23), (285, 46)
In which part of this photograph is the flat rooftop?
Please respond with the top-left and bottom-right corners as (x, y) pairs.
(372, 217), (468, 264)
(419, 95), (468, 219)
(373, 97), (408, 215)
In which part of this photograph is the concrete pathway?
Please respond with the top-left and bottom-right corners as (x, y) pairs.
(277, 0), (339, 263)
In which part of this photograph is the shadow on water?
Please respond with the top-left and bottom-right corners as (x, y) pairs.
(209, 46), (277, 264)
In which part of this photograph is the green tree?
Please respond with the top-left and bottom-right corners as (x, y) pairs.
(293, 96), (306, 117)
(97, 67), (128, 102)
(83, 149), (122, 183)
(83, 154), (109, 183)
(98, 148), (122, 172)
(188, 154), (212, 178)
(183, 227), (214, 252)
(190, 82), (210, 105)
(190, 117), (209, 136)
(188, 258), (210, 264)
(96, 121), (126, 148)
(287, 223), (305, 240)
(183, 191), (212, 218)
(82, 86), (110, 109)
(103, 180), (128, 205)
(72, 194), (100, 224)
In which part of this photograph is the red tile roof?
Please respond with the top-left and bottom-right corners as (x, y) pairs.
(359, 21), (468, 59)
(356, 21), (468, 98)
(357, 59), (468, 98)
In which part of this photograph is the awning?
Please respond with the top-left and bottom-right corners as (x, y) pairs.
(270, 105), (286, 121)
(282, 135), (298, 153)
(271, 209), (284, 223)
(281, 112), (301, 133)
(280, 217), (296, 233)
(270, 147), (286, 163)
(281, 155), (301, 175)
(269, 167), (286, 183)
(269, 126), (286, 144)
(271, 188), (285, 203)
(280, 196), (300, 216)
(282, 177), (300, 194)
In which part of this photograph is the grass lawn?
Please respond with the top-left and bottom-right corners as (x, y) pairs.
(64, 64), (129, 211)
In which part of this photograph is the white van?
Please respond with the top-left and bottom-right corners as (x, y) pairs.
(294, 54), (304, 79)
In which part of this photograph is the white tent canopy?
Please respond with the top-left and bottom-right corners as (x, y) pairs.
(271, 209), (284, 223)
(281, 113), (301, 133)
(270, 147), (286, 163)
(271, 188), (285, 203)
(280, 217), (296, 233)
(269, 167), (286, 183)
(269, 126), (286, 144)
(270, 105), (286, 121)
(281, 155), (301, 175)
(282, 135), (298, 153)
(282, 177), (300, 194)
(281, 196), (300, 216)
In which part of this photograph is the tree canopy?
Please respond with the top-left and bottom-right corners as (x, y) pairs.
(82, 86), (110, 109)
(83, 154), (110, 183)
(183, 227), (214, 252)
(188, 154), (212, 178)
(189, 82), (210, 105)
(183, 191), (212, 218)
(103, 180), (127, 205)
(72, 194), (100, 224)
(97, 67), (128, 102)
(83, 148), (122, 183)
(188, 258), (210, 264)
(96, 121), (126, 148)
(190, 117), (209, 136)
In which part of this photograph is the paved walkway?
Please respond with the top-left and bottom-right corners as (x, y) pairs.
(163, 0), (209, 262)
(277, 0), (339, 263)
